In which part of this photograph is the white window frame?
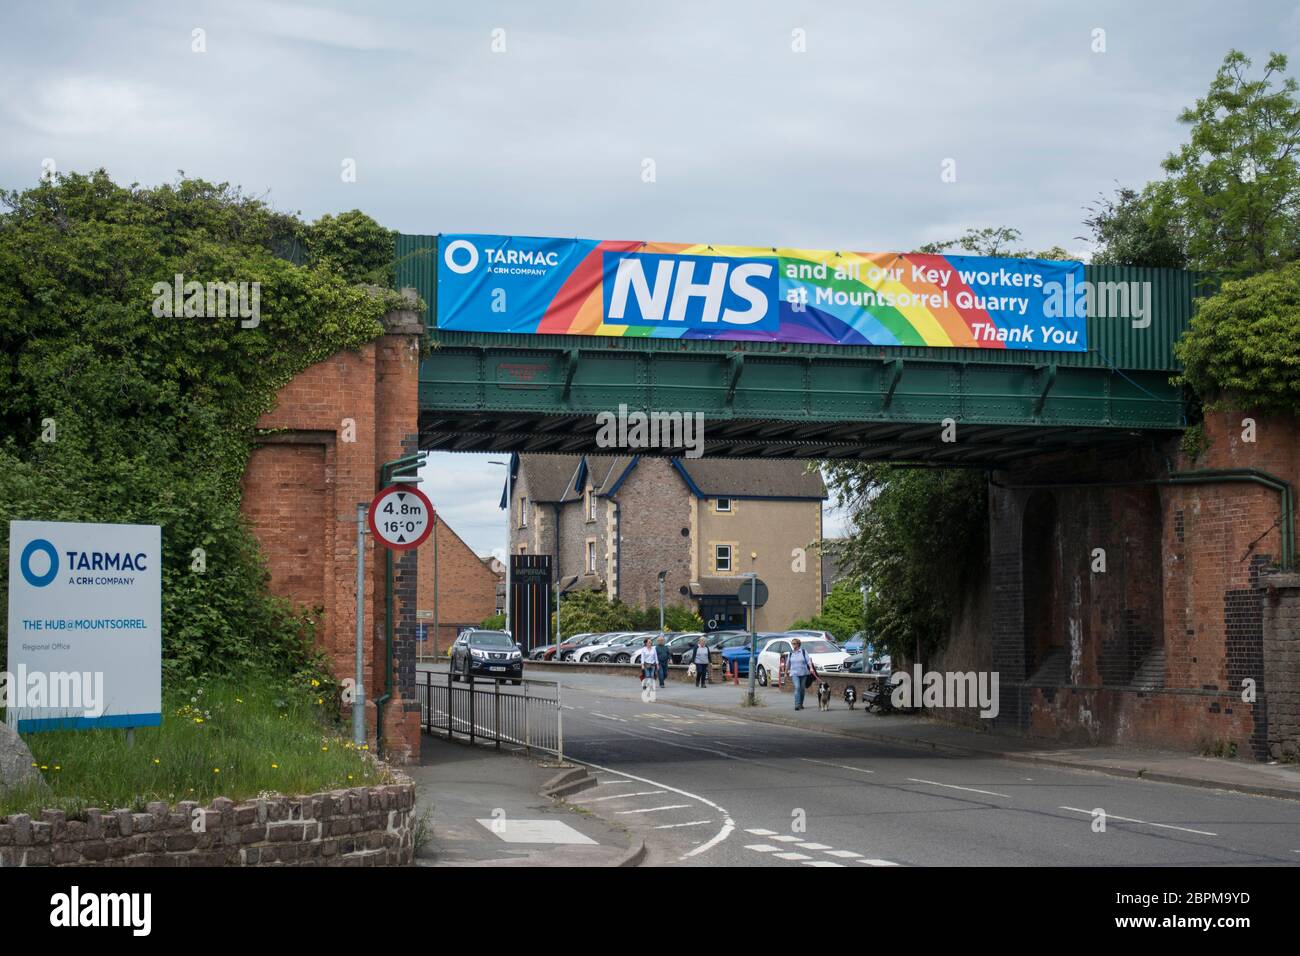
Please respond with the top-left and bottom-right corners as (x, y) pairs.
(519, 496), (528, 528)
(715, 544), (732, 573)
(716, 498), (732, 513)
(586, 539), (597, 572)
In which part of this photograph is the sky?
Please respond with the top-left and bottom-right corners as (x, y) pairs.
(4, 1), (1298, 558)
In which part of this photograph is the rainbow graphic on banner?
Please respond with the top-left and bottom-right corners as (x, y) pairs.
(435, 235), (1087, 352)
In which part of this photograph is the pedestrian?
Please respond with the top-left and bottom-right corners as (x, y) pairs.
(639, 637), (657, 682)
(655, 634), (670, 688)
(691, 636), (711, 688)
(787, 637), (818, 711)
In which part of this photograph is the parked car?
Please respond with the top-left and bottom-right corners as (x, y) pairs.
(753, 636), (852, 686)
(717, 632), (785, 677)
(573, 632), (643, 663)
(449, 629), (523, 684)
(842, 631), (871, 654)
(557, 632), (607, 661)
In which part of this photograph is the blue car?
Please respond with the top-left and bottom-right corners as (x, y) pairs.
(842, 632), (873, 655)
(717, 633), (784, 677)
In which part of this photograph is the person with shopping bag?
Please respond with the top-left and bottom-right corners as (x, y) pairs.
(689, 636), (711, 688)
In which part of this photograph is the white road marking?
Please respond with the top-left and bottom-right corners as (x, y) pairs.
(771, 835), (802, 843)
(745, 828), (778, 836)
(616, 804), (691, 815)
(745, 844), (780, 852)
(564, 758), (735, 861)
(654, 820), (711, 830)
(825, 850), (862, 859)
(858, 859), (900, 866)
(796, 842), (831, 850)
(578, 790), (666, 803)
(476, 819), (597, 845)
(801, 758), (875, 774)
(590, 712), (627, 722)
(907, 778), (1011, 798)
(774, 851), (812, 861)
(1058, 806), (1218, 837)
(589, 778), (634, 786)
(653, 726), (694, 737)
(802, 860), (844, 867)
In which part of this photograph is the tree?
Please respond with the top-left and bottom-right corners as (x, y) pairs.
(920, 226), (1072, 261)
(1083, 184), (1187, 268)
(790, 577), (865, 643)
(0, 171), (403, 684)
(822, 464), (988, 661)
(1155, 50), (1300, 275)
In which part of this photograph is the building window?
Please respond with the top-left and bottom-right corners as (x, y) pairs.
(518, 496), (527, 528)
(716, 498), (732, 513)
(586, 489), (596, 521)
(715, 544), (732, 573)
(586, 539), (597, 572)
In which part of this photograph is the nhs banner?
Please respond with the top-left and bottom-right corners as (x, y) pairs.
(435, 234), (1087, 351)
(6, 520), (162, 732)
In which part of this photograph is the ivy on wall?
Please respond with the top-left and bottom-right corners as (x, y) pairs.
(0, 171), (407, 686)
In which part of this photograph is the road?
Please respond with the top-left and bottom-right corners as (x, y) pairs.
(417, 665), (1300, 867)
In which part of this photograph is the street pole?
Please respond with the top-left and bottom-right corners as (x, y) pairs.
(658, 570), (666, 631)
(431, 511), (439, 658)
(746, 572), (758, 705)
(505, 460), (513, 637)
(353, 502), (367, 747)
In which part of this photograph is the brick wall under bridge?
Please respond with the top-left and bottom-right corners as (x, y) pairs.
(924, 409), (1300, 761)
(239, 294), (424, 764)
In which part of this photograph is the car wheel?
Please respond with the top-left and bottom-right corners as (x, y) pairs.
(615, 653), (630, 664)
(757, 665), (768, 687)
(595, 654), (610, 663)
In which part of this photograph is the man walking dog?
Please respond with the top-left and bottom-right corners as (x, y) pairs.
(787, 637), (818, 711)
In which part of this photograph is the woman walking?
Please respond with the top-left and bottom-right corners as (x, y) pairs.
(691, 636), (711, 688)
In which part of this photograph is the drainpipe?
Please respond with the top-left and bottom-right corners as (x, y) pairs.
(990, 468), (1293, 570)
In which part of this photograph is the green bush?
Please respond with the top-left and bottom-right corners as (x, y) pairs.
(552, 589), (702, 640)
(0, 171), (407, 687)
(790, 577), (865, 643)
(1175, 260), (1300, 415)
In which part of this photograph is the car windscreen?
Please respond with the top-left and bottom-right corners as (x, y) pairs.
(801, 641), (838, 654)
(470, 632), (514, 647)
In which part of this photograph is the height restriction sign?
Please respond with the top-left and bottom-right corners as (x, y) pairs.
(367, 485), (434, 550)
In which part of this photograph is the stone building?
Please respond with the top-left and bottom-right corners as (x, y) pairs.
(505, 454), (827, 630)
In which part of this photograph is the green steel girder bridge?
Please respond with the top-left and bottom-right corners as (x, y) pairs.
(398, 235), (1207, 465)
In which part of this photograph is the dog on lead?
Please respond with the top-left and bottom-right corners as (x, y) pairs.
(817, 681), (832, 711)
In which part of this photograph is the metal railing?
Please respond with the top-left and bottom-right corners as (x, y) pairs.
(419, 670), (563, 760)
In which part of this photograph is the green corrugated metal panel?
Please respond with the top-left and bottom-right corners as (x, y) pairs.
(397, 233), (1207, 373)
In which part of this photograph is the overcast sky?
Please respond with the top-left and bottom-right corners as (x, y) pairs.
(4, 1), (1297, 557)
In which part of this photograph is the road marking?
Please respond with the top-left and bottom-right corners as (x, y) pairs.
(616, 804), (691, 815)
(578, 790), (666, 803)
(907, 778), (1011, 798)
(771, 834), (802, 843)
(590, 712), (627, 722)
(796, 842), (831, 850)
(652, 726), (694, 737)
(825, 850), (862, 859)
(654, 820), (712, 830)
(801, 758), (875, 774)
(745, 828), (777, 836)
(562, 757), (735, 861)
(476, 819), (597, 845)
(774, 851), (812, 861)
(745, 844), (780, 852)
(858, 859), (900, 866)
(1058, 806), (1218, 837)
(802, 860), (844, 867)
(589, 778), (634, 786)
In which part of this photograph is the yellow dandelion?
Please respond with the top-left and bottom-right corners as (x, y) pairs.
(316, 698), (323, 705)
(235, 698), (244, 704)
(271, 763), (279, 769)
(153, 758), (160, 765)
(194, 717), (204, 724)
(310, 679), (320, 688)
(321, 745), (329, 752)
(54, 765), (61, 771)
(213, 768), (220, 774)
(40, 764), (48, 770)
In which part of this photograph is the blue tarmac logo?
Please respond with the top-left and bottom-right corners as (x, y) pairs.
(20, 538), (59, 588)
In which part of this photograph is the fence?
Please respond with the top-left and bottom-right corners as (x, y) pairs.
(419, 670), (563, 760)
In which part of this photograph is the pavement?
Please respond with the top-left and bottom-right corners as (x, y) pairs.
(409, 733), (644, 867)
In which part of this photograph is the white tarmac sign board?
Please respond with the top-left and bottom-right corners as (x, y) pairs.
(6, 520), (162, 731)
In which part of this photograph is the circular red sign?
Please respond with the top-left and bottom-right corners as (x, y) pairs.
(367, 484), (435, 551)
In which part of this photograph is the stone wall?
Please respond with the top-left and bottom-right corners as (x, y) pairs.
(0, 773), (416, 867)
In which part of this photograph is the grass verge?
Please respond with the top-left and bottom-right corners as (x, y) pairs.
(1, 675), (386, 818)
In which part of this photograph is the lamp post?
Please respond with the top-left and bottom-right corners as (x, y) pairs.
(489, 458), (513, 636)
